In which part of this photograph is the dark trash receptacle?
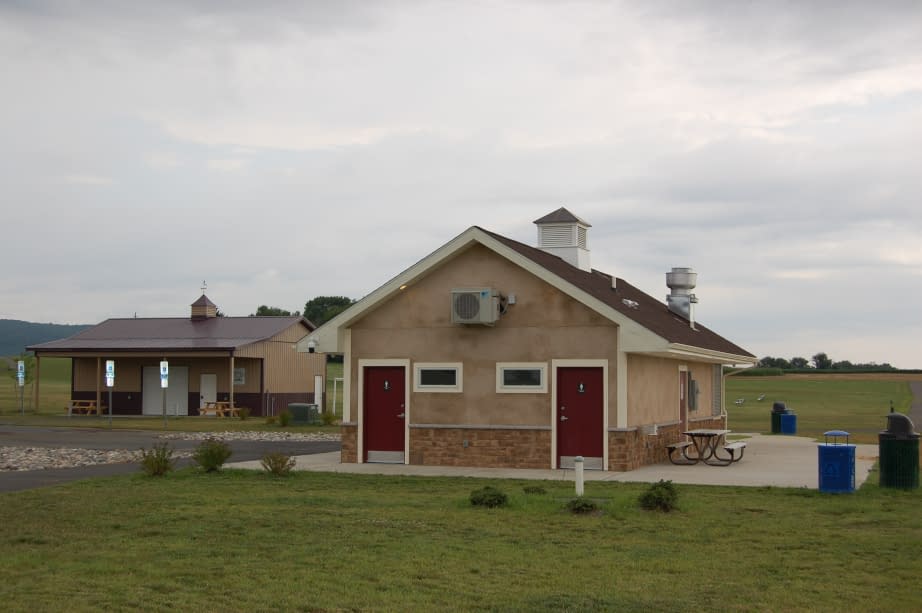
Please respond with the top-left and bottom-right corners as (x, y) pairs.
(879, 413), (920, 489)
(288, 403), (320, 424)
(818, 430), (855, 493)
(780, 412), (797, 435)
(771, 402), (786, 434)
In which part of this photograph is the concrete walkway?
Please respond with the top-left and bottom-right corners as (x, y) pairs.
(227, 433), (879, 489)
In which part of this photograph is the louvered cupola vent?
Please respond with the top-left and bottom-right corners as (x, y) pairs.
(534, 207), (591, 271)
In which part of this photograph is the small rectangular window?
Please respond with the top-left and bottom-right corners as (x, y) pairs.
(420, 369), (456, 387)
(496, 363), (547, 393)
(503, 369), (541, 387)
(414, 363), (462, 392)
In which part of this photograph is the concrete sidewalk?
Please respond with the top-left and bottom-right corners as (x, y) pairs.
(228, 433), (879, 489)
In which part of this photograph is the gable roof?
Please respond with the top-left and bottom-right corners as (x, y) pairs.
(300, 226), (755, 364)
(28, 316), (312, 353)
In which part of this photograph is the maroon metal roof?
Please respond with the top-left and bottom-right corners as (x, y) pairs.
(27, 316), (312, 353)
(480, 228), (754, 358)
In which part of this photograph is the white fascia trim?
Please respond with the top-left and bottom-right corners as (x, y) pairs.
(661, 344), (758, 365)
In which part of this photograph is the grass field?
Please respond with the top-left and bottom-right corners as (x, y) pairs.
(0, 469), (919, 611)
(0, 357), (71, 415)
(726, 374), (917, 444)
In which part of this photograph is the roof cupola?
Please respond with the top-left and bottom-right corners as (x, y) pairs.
(534, 207), (591, 271)
(191, 294), (218, 320)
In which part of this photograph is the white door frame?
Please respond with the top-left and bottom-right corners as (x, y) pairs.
(550, 359), (609, 471)
(357, 359), (410, 465)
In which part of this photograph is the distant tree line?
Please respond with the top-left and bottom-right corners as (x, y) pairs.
(757, 352), (898, 372)
(250, 296), (356, 327)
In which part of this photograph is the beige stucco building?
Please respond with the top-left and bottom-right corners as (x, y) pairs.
(300, 209), (756, 471)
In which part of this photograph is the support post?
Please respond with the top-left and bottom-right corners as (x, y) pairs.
(574, 455), (585, 497)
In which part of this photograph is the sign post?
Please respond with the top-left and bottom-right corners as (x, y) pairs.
(17, 360), (25, 415)
(105, 360), (115, 428)
(160, 360), (169, 428)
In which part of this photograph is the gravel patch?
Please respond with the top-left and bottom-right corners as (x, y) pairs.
(158, 431), (341, 442)
(0, 431), (338, 472)
(0, 446), (190, 472)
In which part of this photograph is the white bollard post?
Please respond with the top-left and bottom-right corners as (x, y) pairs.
(574, 455), (585, 497)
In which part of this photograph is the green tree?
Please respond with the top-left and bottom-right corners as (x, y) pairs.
(303, 296), (355, 326)
(758, 356), (791, 369)
(789, 357), (809, 369)
(250, 305), (299, 317)
(812, 352), (833, 370)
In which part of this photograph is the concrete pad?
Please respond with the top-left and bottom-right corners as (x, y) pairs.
(227, 433), (879, 489)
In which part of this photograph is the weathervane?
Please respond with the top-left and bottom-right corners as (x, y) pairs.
(201, 280), (207, 294)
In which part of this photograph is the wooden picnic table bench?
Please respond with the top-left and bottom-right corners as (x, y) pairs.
(199, 401), (243, 418)
(67, 400), (107, 416)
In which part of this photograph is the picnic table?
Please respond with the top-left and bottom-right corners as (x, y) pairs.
(667, 429), (747, 466)
(199, 401), (241, 418)
(67, 400), (107, 416)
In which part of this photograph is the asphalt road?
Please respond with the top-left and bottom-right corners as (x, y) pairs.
(0, 425), (340, 493)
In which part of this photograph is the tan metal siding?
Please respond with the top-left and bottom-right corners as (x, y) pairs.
(264, 344), (323, 393)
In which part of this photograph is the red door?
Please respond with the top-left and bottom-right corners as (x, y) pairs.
(557, 367), (604, 468)
(363, 366), (406, 462)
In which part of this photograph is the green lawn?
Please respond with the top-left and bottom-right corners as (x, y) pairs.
(726, 375), (916, 444)
(0, 469), (919, 611)
(1, 357), (70, 415)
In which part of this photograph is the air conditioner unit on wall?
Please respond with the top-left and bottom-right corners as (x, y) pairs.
(451, 288), (501, 325)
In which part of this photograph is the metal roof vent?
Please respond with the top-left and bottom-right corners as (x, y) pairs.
(666, 267), (698, 329)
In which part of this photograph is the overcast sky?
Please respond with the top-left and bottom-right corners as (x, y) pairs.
(2, 1), (921, 367)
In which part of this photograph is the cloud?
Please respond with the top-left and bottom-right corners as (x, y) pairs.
(1, 2), (921, 367)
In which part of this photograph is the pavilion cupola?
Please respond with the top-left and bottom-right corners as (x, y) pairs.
(534, 207), (591, 271)
(191, 294), (218, 320)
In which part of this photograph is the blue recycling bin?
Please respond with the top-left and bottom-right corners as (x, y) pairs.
(780, 412), (797, 435)
(818, 430), (856, 493)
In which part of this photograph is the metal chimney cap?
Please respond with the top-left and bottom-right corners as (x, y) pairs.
(666, 267), (697, 290)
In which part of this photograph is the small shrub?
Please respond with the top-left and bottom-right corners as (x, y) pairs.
(265, 415), (277, 426)
(192, 437), (232, 472)
(470, 486), (508, 508)
(320, 410), (338, 426)
(278, 410), (292, 427)
(639, 479), (679, 512)
(523, 485), (547, 495)
(261, 452), (296, 476)
(139, 443), (175, 477)
(237, 407), (251, 421)
(565, 496), (599, 515)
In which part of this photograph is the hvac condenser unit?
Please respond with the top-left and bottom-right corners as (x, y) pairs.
(451, 288), (500, 325)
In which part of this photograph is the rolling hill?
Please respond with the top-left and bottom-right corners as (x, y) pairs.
(0, 319), (91, 357)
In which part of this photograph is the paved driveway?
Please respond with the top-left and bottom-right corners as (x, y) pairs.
(0, 425), (340, 493)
